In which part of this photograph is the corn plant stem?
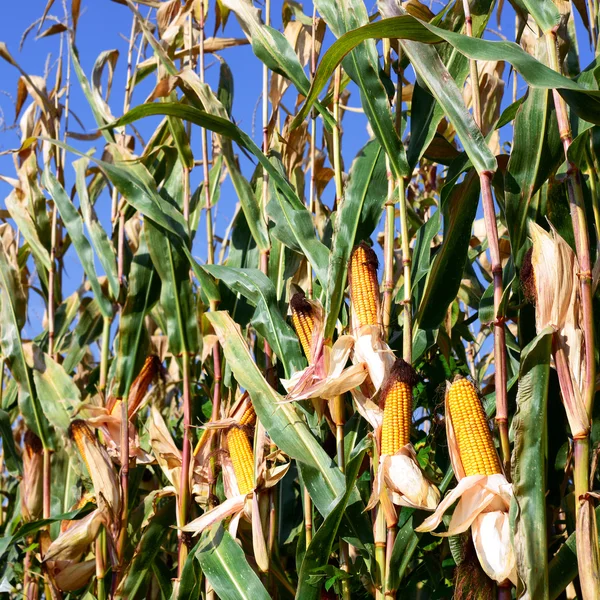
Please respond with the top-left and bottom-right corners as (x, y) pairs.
(98, 316), (111, 396)
(461, 0), (510, 473)
(307, 3), (317, 299)
(574, 437), (590, 514)
(546, 32), (596, 421)
(178, 352), (192, 573)
(373, 444), (386, 600)
(95, 528), (107, 600)
(589, 0), (598, 50)
(399, 177), (411, 366)
(303, 485), (313, 547)
(48, 204), (58, 360)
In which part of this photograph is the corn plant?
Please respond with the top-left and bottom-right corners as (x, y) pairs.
(1, 0), (600, 598)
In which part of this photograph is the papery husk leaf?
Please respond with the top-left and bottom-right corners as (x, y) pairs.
(472, 511), (517, 585)
(182, 494), (246, 534)
(576, 497), (600, 600)
(43, 509), (104, 562)
(50, 559), (96, 592)
(148, 406), (183, 493)
(251, 492), (269, 573)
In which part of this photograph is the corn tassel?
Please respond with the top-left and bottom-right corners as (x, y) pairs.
(380, 359), (419, 456)
(349, 242), (380, 328)
(447, 378), (501, 477)
(227, 426), (255, 495)
(291, 291), (315, 361)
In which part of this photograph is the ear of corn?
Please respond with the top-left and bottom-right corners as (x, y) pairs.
(290, 291), (315, 361)
(227, 427), (255, 495)
(349, 242), (380, 328)
(239, 404), (257, 427)
(69, 420), (97, 477)
(380, 359), (419, 455)
(447, 378), (501, 476)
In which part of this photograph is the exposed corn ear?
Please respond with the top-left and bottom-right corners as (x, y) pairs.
(239, 404), (257, 427)
(290, 291), (315, 361)
(380, 359), (419, 456)
(227, 426), (255, 495)
(447, 378), (501, 477)
(69, 420), (97, 477)
(349, 242), (380, 328)
(108, 355), (162, 416)
(21, 430), (43, 520)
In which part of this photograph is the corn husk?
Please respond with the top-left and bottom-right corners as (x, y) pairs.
(576, 495), (600, 600)
(21, 430), (43, 521)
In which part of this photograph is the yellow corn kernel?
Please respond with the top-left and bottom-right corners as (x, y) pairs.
(227, 427), (255, 495)
(349, 242), (380, 328)
(380, 359), (418, 455)
(447, 378), (501, 477)
(239, 404), (257, 427)
(69, 420), (97, 477)
(290, 291), (315, 361)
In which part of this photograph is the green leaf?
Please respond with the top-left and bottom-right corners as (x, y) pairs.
(294, 14), (600, 147)
(0, 503), (94, 559)
(0, 409), (21, 474)
(223, 0), (335, 131)
(5, 191), (51, 271)
(113, 230), (160, 397)
(313, 0), (409, 178)
(0, 246), (51, 448)
(196, 524), (271, 600)
(74, 157), (120, 300)
(505, 85), (561, 264)
(110, 103), (304, 230)
(296, 437), (369, 599)
(27, 345), (82, 434)
(202, 265), (303, 378)
(43, 169), (113, 318)
(325, 139), (386, 339)
(39, 138), (188, 239)
(145, 220), (197, 356)
(549, 505), (600, 599)
(267, 178), (330, 290)
(207, 311), (345, 515)
(519, 0), (560, 33)
(62, 298), (104, 374)
(182, 246), (221, 304)
(510, 328), (552, 600)
(416, 169), (479, 330)
(119, 500), (176, 599)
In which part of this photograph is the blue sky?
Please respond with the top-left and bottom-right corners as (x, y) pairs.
(0, 0), (595, 344)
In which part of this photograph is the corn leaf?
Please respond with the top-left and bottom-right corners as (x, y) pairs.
(0, 245), (51, 448)
(196, 524), (271, 600)
(313, 0), (409, 178)
(0, 409), (21, 475)
(510, 328), (552, 599)
(43, 169), (113, 318)
(202, 264), (303, 378)
(324, 138), (386, 339)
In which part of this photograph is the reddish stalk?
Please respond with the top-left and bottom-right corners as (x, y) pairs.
(545, 32), (596, 509)
(461, 0), (510, 473)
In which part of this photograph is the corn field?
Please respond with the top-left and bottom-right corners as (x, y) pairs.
(1, 0), (600, 598)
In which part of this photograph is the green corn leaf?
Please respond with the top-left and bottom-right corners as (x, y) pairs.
(313, 0), (409, 178)
(74, 157), (120, 300)
(202, 265), (303, 378)
(0, 245), (51, 449)
(0, 409), (21, 475)
(195, 524), (271, 600)
(324, 138), (386, 339)
(43, 169), (113, 318)
(510, 328), (553, 600)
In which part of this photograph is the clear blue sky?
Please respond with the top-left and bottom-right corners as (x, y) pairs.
(0, 1), (594, 343)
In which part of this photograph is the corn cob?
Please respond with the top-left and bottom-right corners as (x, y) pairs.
(380, 359), (419, 455)
(349, 242), (380, 328)
(69, 420), (97, 477)
(239, 403), (257, 427)
(227, 426), (255, 495)
(108, 355), (162, 416)
(290, 291), (315, 361)
(447, 378), (501, 477)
